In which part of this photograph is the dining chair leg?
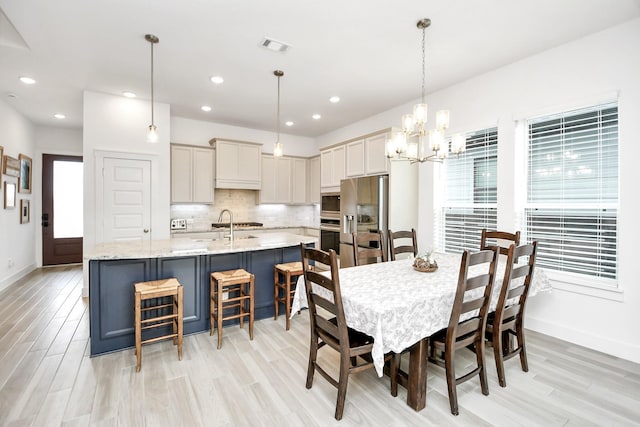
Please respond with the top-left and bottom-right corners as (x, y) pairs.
(476, 339), (489, 396)
(306, 336), (318, 389)
(335, 354), (350, 420)
(444, 348), (459, 416)
(493, 329), (507, 388)
(516, 325), (529, 372)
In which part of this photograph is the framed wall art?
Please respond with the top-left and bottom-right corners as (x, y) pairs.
(4, 181), (16, 209)
(20, 199), (30, 224)
(18, 154), (32, 194)
(3, 154), (20, 177)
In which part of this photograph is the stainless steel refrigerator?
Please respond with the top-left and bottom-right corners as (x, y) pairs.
(339, 175), (389, 268)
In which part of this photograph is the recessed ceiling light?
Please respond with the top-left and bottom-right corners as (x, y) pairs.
(19, 76), (36, 85)
(210, 76), (224, 84)
(123, 91), (136, 98)
(53, 113), (66, 119)
(329, 96), (340, 103)
(201, 105), (212, 112)
(312, 114), (321, 120)
(285, 121), (294, 127)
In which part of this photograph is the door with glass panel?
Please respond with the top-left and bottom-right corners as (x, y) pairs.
(42, 154), (83, 265)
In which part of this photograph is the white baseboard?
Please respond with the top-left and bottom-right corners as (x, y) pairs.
(0, 263), (37, 293)
(527, 315), (640, 364)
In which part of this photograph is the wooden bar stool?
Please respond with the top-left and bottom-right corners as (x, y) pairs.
(273, 261), (304, 331)
(210, 269), (255, 349)
(134, 277), (183, 372)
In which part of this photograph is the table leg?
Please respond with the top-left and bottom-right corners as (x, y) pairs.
(407, 338), (428, 411)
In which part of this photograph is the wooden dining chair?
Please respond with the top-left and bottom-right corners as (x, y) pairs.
(300, 244), (377, 420)
(486, 241), (538, 387)
(388, 228), (418, 261)
(480, 229), (520, 256)
(352, 230), (386, 266)
(427, 248), (498, 415)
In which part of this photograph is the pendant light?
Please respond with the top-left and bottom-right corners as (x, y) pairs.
(273, 70), (284, 157)
(145, 34), (159, 143)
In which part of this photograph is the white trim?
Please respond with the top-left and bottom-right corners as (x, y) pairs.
(543, 268), (623, 302)
(527, 314), (639, 364)
(513, 90), (619, 122)
(0, 263), (36, 293)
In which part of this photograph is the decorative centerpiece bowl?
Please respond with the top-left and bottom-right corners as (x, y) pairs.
(413, 253), (438, 273)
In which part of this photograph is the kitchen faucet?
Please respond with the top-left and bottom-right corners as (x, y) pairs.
(217, 209), (234, 241)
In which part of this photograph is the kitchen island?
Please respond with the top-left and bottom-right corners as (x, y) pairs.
(87, 232), (315, 356)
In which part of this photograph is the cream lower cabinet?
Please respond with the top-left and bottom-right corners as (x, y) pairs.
(171, 144), (214, 204)
(213, 139), (262, 189)
(259, 156), (308, 204)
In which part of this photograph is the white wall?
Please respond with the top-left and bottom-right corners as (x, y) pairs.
(82, 91), (171, 295)
(0, 100), (36, 291)
(171, 116), (318, 157)
(33, 126), (83, 267)
(316, 19), (640, 363)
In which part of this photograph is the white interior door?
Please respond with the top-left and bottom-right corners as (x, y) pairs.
(102, 157), (151, 242)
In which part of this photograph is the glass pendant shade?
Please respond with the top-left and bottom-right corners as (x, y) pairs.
(274, 142), (283, 157)
(413, 103), (428, 126)
(146, 124), (158, 143)
(451, 133), (466, 154)
(402, 114), (415, 133)
(436, 110), (450, 130)
(429, 129), (444, 152)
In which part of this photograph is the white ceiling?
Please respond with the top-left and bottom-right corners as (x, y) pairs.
(1, 0), (639, 137)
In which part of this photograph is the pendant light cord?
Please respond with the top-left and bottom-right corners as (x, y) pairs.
(421, 25), (426, 105)
(276, 74), (280, 143)
(150, 39), (155, 126)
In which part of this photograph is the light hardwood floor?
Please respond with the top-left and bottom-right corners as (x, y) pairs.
(1, 265), (639, 426)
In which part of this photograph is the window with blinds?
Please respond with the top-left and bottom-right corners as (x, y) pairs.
(526, 102), (618, 280)
(440, 128), (498, 253)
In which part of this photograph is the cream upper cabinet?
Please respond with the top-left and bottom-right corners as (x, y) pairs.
(214, 140), (262, 189)
(346, 139), (365, 177)
(307, 156), (320, 204)
(320, 145), (345, 191)
(171, 144), (214, 204)
(259, 155), (292, 203)
(291, 158), (307, 204)
(365, 133), (389, 175)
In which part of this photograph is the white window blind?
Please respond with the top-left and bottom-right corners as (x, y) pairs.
(526, 102), (618, 280)
(440, 128), (498, 253)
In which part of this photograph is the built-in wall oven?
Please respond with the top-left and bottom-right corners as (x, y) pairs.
(320, 192), (341, 254)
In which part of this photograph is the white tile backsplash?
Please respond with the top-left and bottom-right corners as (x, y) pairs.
(170, 189), (320, 232)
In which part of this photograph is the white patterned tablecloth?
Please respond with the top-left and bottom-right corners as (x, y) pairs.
(291, 252), (551, 376)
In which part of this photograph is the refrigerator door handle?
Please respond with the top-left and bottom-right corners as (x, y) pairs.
(344, 214), (354, 235)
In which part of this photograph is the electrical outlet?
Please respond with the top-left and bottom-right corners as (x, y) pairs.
(8, 258), (14, 268)
(170, 218), (187, 230)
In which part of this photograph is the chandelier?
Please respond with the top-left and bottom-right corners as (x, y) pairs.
(273, 70), (284, 157)
(386, 19), (465, 162)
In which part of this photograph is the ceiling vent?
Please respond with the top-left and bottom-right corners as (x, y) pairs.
(260, 37), (291, 53)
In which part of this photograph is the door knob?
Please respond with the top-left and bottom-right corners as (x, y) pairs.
(143, 229), (149, 233)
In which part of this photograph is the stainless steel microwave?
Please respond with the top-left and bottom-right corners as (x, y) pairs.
(321, 192), (340, 218)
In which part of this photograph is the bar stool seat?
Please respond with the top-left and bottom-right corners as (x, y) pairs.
(273, 261), (304, 330)
(210, 269), (255, 349)
(134, 277), (183, 372)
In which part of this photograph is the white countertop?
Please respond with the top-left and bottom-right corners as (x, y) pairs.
(85, 232), (316, 260)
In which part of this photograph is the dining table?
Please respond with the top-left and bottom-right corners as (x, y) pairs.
(290, 251), (551, 411)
